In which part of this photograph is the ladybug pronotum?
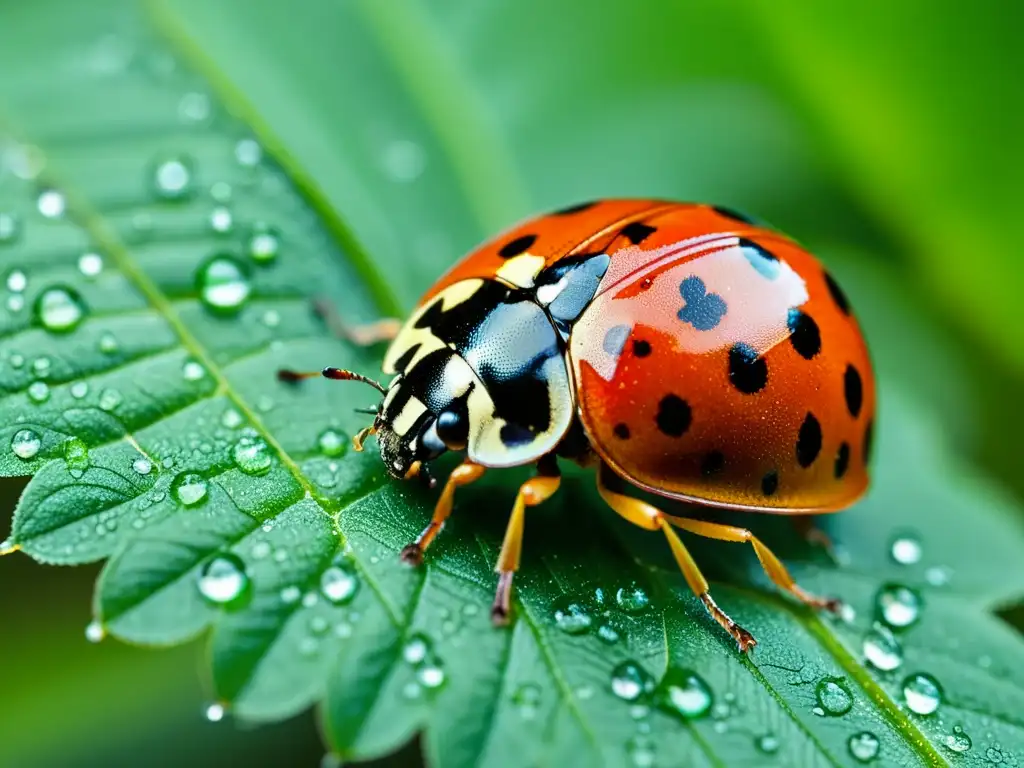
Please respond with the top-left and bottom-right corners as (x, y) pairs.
(279, 199), (875, 651)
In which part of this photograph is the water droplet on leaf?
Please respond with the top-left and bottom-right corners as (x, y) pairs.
(848, 731), (880, 762)
(198, 554), (249, 606)
(182, 360), (206, 381)
(171, 472), (208, 507)
(610, 661), (653, 702)
(814, 677), (853, 716)
(552, 595), (592, 635)
(902, 672), (942, 715)
(27, 381), (49, 403)
(944, 725), (972, 753)
(197, 254), (251, 314)
(209, 206), (233, 233)
(615, 583), (650, 613)
(78, 252), (103, 278)
(98, 388), (122, 411)
(656, 667), (712, 720)
(37, 189), (66, 218)
(889, 534), (922, 565)
(234, 138), (262, 167)
(248, 223), (280, 264)
(85, 620), (106, 643)
(233, 434), (272, 475)
(204, 703), (226, 722)
(318, 429), (346, 457)
(70, 381), (89, 399)
(6, 269), (26, 292)
(63, 438), (89, 476)
(98, 332), (119, 354)
(863, 622), (903, 671)
(34, 285), (86, 332)
(132, 457), (152, 475)
(320, 562), (359, 605)
(0, 213), (20, 243)
(152, 156), (194, 200)
(876, 583), (921, 628)
(756, 733), (780, 755)
(403, 633), (431, 665)
(11, 428), (41, 460)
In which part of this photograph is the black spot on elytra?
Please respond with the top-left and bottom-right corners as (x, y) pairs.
(739, 238), (781, 280)
(613, 423), (631, 440)
(825, 271), (851, 314)
(499, 422), (534, 447)
(761, 470), (779, 496)
(701, 450), (725, 477)
(844, 364), (863, 418)
(391, 342), (421, 373)
(728, 343), (768, 394)
(553, 201), (597, 215)
(863, 420), (875, 465)
(712, 205), (755, 224)
(498, 234), (537, 259)
(677, 276), (727, 331)
(603, 324), (630, 357)
(621, 222), (657, 245)
(796, 412), (822, 468)
(835, 442), (850, 479)
(632, 339), (652, 358)
(787, 308), (821, 360)
(656, 394), (691, 438)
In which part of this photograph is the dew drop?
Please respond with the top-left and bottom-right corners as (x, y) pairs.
(261, 309), (280, 328)
(11, 428), (41, 460)
(152, 156), (194, 200)
(417, 663), (445, 689)
(280, 585), (301, 604)
(233, 434), (272, 475)
(209, 206), (233, 233)
(85, 619), (106, 643)
(610, 661), (653, 702)
(132, 457), (153, 475)
(32, 356), (51, 377)
(848, 731), (880, 763)
(234, 138), (262, 167)
(902, 672), (942, 715)
(595, 619), (621, 645)
(37, 189), (66, 218)
(171, 472), (208, 507)
(9, 354), (23, 369)
(876, 583), (922, 628)
(551, 595), (592, 635)
(0, 213), (20, 244)
(944, 725), (972, 753)
(71, 381), (89, 399)
(182, 360), (206, 382)
(198, 554), (249, 606)
(756, 733), (780, 755)
(814, 677), (853, 716)
(615, 583), (650, 613)
(178, 91), (211, 123)
(925, 566), (952, 587)
(98, 388), (123, 411)
(204, 703), (226, 723)
(6, 269), (27, 292)
(197, 254), (251, 314)
(27, 381), (50, 403)
(98, 332), (119, 354)
(318, 428), (347, 458)
(320, 562), (359, 605)
(221, 408), (243, 429)
(403, 633), (431, 665)
(63, 437), (89, 476)
(511, 683), (541, 720)
(78, 252), (103, 278)
(34, 285), (87, 332)
(248, 223), (280, 264)
(656, 667), (713, 720)
(863, 622), (904, 671)
(6, 294), (24, 312)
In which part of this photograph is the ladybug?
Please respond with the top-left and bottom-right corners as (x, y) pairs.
(279, 199), (875, 651)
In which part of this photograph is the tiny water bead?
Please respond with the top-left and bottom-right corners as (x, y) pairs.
(36, 189), (66, 218)
(926, 566), (952, 587)
(863, 623), (904, 672)
(0, 212), (20, 243)
(197, 254), (251, 314)
(32, 356), (51, 377)
(902, 673), (942, 715)
(403, 633), (431, 665)
(77, 252), (103, 278)
(178, 91), (211, 123)
(221, 408), (243, 429)
(132, 457), (153, 475)
(512, 683), (542, 720)
(234, 138), (262, 167)
(233, 434), (272, 475)
(98, 333), (119, 354)
(876, 583), (922, 628)
(27, 381), (49, 403)
(814, 677), (853, 716)
(248, 223), (280, 264)
(318, 429), (347, 458)
(33, 285), (87, 332)
(890, 534), (922, 565)
(615, 583), (650, 613)
(152, 156), (194, 200)
(171, 472), (208, 507)
(320, 561), (359, 605)
(595, 619), (621, 645)
(610, 661), (653, 702)
(98, 388), (123, 411)
(63, 438), (89, 476)
(209, 206), (233, 233)
(944, 725), (972, 753)
(656, 668), (713, 720)
(11, 428), (41, 460)
(182, 359), (206, 381)
(71, 381), (89, 399)
(204, 703), (226, 723)
(756, 733), (780, 755)
(847, 731), (880, 763)
(417, 663), (446, 689)
(552, 595), (593, 635)
(6, 268), (26, 291)
(198, 553), (250, 606)
(85, 620), (106, 643)
(7, 294), (24, 313)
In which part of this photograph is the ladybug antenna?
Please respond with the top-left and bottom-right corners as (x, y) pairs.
(277, 366), (388, 395)
(353, 406), (379, 416)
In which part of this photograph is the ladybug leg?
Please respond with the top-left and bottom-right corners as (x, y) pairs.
(312, 296), (401, 346)
(791, 516), (842, 565)
(663, 515), (843, 614)
(400, 460), (485, 566)
(491, 456), (562, 625)
(596, 465), (756, 652)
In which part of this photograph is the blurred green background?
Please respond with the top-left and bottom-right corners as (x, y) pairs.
(1, 0), (1021, 766)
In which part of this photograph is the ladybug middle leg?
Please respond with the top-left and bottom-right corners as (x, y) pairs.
(312, 295), (402, 346)
(401, 460), (485, 565)
(596, 464), (757, 652)
(491, 454), (562, 625)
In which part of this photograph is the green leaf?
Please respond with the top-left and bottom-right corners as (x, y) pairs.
(2, 2), (1023, 768)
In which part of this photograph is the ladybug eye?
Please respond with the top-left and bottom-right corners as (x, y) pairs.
(435, 409), (468, 450)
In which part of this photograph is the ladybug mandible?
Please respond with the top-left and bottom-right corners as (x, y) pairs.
(279, 199), (875, 651)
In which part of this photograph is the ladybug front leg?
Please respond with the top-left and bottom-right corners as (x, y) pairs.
(312, 296), (401, 346)
(491, 455), (562, 625)
(400, 460), (485, 565)
(596, 464), (757, 652)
